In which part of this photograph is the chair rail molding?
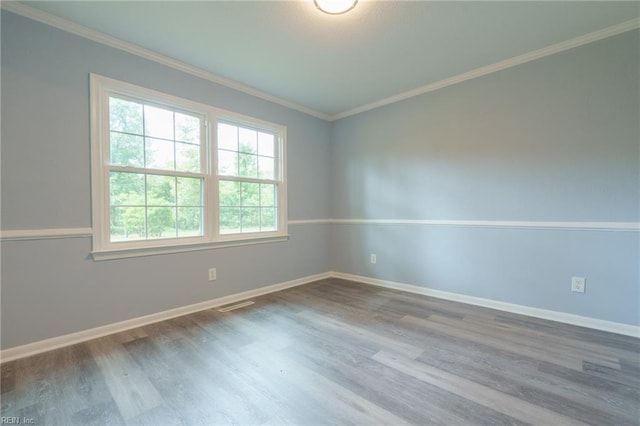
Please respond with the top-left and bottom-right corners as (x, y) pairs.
(2, 220), (637, 242)
(0, 227), (93, 241)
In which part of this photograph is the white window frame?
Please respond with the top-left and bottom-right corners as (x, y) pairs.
(90, 74), (288, 260)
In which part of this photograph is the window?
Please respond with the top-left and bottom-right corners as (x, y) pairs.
(107, 96), (206, 242)
(217, 122), (279, 234)
(91, 74), (287, 259)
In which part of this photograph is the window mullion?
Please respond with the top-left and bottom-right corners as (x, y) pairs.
(211, 174), (218, 241)
(217, 175), (278, 185)
(100, 92), (111, 249)
(108, 165), (205, 179)
(207, 114), (218, 242)
(92, 74), (286, 256)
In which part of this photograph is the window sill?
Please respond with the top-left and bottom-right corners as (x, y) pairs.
(91, 234), (289, 261)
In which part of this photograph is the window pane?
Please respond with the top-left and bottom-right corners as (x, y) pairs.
(261, 208), (276, 231)
(110, 173), (204, 242)
(175, 113), (200, 144)
(258, 156), (274, 180)
(219, 180), (240, 206)
(111, 206), (145, 241)
(260, 184), (275, 207)
(177, 177), (202, 207)
(241, 182), (260, 207)
(177, 207), (202, 237)
(218, 123), (238, 151)
(219, 207), (240, 234)
(109, 97), (143, 134)
(241, 207), (260, 233)
(144, 105), (174, 140)
(176, 142), (200, 173)
(239, 128), (257, 154)
(238, 153), (258, 178)
(145, 138), (175, 170)
(110, 206), (124, 240)
(147, 175), (176, 206)
(147, 207), (176, 238)
(110, 172), (145, 206)
(97, 77), (288, 250)
(218, 150), (238, 176)
(110, 132), (144, 167)
(258, 132), (274, 157)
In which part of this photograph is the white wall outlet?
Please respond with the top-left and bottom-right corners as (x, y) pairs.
(370, 253), (377, 264)
(208, 268), (217, 281)
(571, 277), (585, 293)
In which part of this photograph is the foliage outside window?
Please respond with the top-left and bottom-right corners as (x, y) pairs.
(217, 122), (278, 234)
(91, 74), (287, 259)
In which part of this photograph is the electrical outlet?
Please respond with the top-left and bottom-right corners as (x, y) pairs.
(370, 253), (377, 264)
(208, 268), (217, 281)
(571, 277), (585, 293)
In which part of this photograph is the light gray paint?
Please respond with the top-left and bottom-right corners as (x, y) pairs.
(1, 11), (331, 229)
(1, 12), (331, 349)
(1, 12), (638, 350)
(331, 225), (639, 325)
(1, 225), (329, 348)
(18, 1), (640, 115)
(331, 30), (640, 325)
(331, 30), (640, 222)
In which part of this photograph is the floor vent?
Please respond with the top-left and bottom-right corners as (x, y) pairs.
(217, 300), (255, 312)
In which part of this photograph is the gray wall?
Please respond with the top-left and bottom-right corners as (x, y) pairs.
(330, 30), (640, 326)
(1, 11), (331, 349)
(2, 11), (638, 350)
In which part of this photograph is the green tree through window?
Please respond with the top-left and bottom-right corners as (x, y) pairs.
(91, 74), (287, 255)
(108, 96), (204, 242)
(218, 122), (278, 234)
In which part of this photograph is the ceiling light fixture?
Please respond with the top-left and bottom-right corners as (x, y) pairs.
(314, 0), (358, 15)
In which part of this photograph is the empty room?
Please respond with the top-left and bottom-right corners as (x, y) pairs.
(1, 1), (639, 424)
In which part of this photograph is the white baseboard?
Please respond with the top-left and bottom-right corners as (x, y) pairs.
(330, 271), (640, 338)
(0, 272), (331, 363)
(3, 269), (636, 362)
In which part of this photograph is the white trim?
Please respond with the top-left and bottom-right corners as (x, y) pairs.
(329, 219), (640, 232)
(0, 2), (330, 121)
(330, 271), (640, 338)
(89, 74), (289, 256)
(3, 2), (637, 122)
(91, 235), (289, 261)
(0, 228), (93, 241)
(3, 268), (635, 362)
(1, 220), (637, 242)
(0, 272), (331, 363)
(288, 219), (332, 225)
(330, 18), (640, 121)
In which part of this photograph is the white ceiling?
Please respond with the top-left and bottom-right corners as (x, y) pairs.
(13, 1), (640, 118)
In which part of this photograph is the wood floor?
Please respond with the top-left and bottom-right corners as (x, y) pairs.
(2, 278), (639, 425)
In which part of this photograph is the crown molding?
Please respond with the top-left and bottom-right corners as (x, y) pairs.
(330, 18), (640, 121)
(2, 3), (638, 122)
(0, 2), (331, 121)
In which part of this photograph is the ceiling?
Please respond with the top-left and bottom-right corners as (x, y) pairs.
(11, 1), (640, 118)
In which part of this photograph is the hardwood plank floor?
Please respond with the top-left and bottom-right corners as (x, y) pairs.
(2, 278), (639, 425)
